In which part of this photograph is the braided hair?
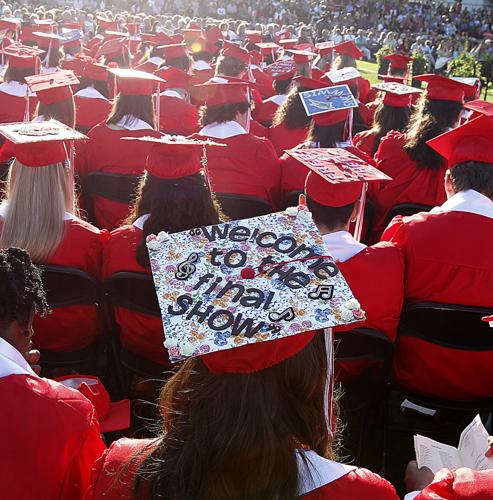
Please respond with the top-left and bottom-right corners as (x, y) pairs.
(0, 248), (49, 330)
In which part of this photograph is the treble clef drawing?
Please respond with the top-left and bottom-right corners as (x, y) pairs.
(175, 253), (199, 280)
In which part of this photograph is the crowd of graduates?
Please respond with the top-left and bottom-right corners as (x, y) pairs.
(0, 7), (492, 500)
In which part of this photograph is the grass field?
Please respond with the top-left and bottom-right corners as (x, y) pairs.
(356, 59), (493, 102)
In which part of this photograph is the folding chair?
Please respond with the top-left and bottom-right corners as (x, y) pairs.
(383, 203), (433, 228)
(215, 193), (273, 221)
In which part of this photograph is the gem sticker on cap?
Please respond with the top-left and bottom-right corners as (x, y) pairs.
(372, 81), (422, 95)
(300, 84), (358, 117)
(147, 212), (364, 363)
(325, 67), (361, 84)
(0, 119), (86, 143)
(264, 59), (297, 78)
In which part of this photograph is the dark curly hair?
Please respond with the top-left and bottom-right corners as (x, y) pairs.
(0, 248), (49, 330)
(272, 86), (312, 130)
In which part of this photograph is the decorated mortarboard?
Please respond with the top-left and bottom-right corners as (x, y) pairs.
(264, 59), (297, 80)
(334, 40), (363, 59)
(32, 31), (61, 49)
(384, 53), (414, 69)
(159, 43), (188, 60)
(300, 84), (358, 125)
(108, 67), (164, 96)
(316, 41), (335, 57)
(256, 42), (279, 51)
(60, 29), (83, 48)
(25, 69), (79, 104)
(426, 115), (493, 166)
(0, 119), (86, 167)
(414, 74), (475, 103)
(464, 99), (493, 117)
(122, 135), (224, 179)
(372, 81), (422, 107)
(56, 375), (130, 433)
(145, 207), (365, 373)
(325, 67), (361, 85)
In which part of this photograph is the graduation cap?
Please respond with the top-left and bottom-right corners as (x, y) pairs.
(278, 38), (298, 49)
(0, 119), (86, 167)
(222, 41), (250, 63)
(384, 53), (413, 70)
(245, 30), (263, 45)
(122, 135), (224, 179)
(325, 67), (361, 85)
(316, 41), (335, 57)
(82, 61), (108, 82)
(334, 40), (363, 59)
(414, 74), (475, 103)
(450, 77), (480, 99)
(108, 67), (164, 96)
(145, 207), (364, 375)
(256, 41), (279, 56)
(32, 31), (61, 50)
(464, 99), (493, 117)
(0, 18), (21, 32)
(56, 376), (130, 433)
(62, 22), (83, 30)
(204, 25), (223, 45)
(32, 20), (56, 33)
(181, 28), (203, 43)
(1, 44), (44, 68)
(159, 43), (188, 60)
(265, 59), (297, 80)
(95, 37), (126, 59)
(96, 16), (119, 31)
(285, 48), (317, 64)
(248, 50), (262, 66)
(103, 30), (129, 42)
(372, 81), (422, 107)
(60, 29), (83, 49)
(126, 22), (140, 36)
(378, 74), (407, 84)
(25, 69), (79, 104)
(193, 81), (250, 106)
(155, 65), (193, 90)
(293, 75), (329, 90)
(300, 84), (358, 125)
(426, 115), (493, 167)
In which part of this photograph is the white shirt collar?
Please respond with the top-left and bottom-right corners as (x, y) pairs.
(115, 115), (155, 131)
(198, 120), (247, 139)
(74, 86), (108, 101)
(148, 56), (163, 65)
(431, 189), (493, 220)
(322, 230), (367, 263)
(160, 89), (183, 99)
(193, 60), (212, 71)
(297, 450), (356, 495)
(41, 66), (58, 74)
(133, 213), (150, 230)
(0, 80), (35, 97)
(0, 337), (37, 378)
(265, 93), (288, 106)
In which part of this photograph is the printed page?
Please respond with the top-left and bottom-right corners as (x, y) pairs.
(458, 414), (493, 471)
(414, 435), (462, 474)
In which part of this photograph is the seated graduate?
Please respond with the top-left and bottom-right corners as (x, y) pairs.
(85, 270), (398, 499)
(0, 247), (105, 499)
(103, 137), (223, 367)
(0, 121), (107, 353)
(382, 115), (493, 400)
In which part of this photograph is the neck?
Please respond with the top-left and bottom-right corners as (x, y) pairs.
(317, 223), (348, 236)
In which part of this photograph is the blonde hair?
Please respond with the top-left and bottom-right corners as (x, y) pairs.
(0, 160), (77, 262)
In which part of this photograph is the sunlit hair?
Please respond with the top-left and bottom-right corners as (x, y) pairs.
(36, 96), (76, 128)
(215, 54), (246, 77)
(332, 54), (356, 70)
(0, 160), (77, 262)
(3, 65), (36, 84)
(107, 93), (156, 129)
(272, 86), (312, 130)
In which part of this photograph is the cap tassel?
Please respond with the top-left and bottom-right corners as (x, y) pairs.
(324, 327), (334, 436)
(353, 182), (368, 243)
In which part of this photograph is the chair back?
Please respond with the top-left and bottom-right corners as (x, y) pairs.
(384, 203), (433, 227)
(284, 190), (302, 209)
(216, 193), (273, 221)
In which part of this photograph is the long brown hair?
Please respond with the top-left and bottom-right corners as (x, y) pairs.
(272, 86), (312, 130)
(36, 96), (76, 128)
(404, 95), (462, 170)
(332, 54), (356, 70)
(106, 94), (156, 129)
(215, 55), (247, 78)
(134, 333), (335, 499)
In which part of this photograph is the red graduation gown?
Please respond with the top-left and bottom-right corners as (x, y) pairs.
(158, 94), (199, 136)
(190, 128), (281, 207)
(252, 95), (284, 126)
(0, 85), (38, 124)
(382, 208), (493, 400)
(250, 118), (269, 138)
(415, 468), (493, 499)
(103, 224), (170, 367)
(268, 122), (309, 156)
(370, 130), (447, 239)
(85, 438), (398, 500)
(60, 57), (85, 77)
(74, 95), (113, 131)
(76, 123), (161, 230)
(0, 374), (105, 499)
(353, 129), (378, 156)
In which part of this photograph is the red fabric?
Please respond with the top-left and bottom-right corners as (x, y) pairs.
(353, 130), (378, 156)
(370, 130), (447, 239)
(280, 145), (375, 202)
(252, 67), (275, 98)
(0, 90), (38, 123)
(76, 124), (161, 230)
(0, 374), (105, 499)
(86, 438), (398, 500)
(158, 94), (199, 136)
(60, 57), (85, 77)
(415, 467), (493, 499)
(358, 77), (371, 104)
(190, 131), (281, 207)
(268, 122), (309, 156)
(75, 95), (113, 129)
(358, 101), (373, 127)
(382, 210), (493, 399)
(250, 119), (268, 138)
(103, 225), (171, 366)
(252, 98), (280, 125)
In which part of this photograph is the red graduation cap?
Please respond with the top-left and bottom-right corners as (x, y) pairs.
(82, 61), (108, 81)
(316, 41), (335, 57)
(160, 43), (188, 60)
(222, 41), (250, 63)
(464, 99), (493, 117)
(155, 65), (193, 90)
(108, 67), (164, 96)
(325, 67), (361, 86)
(256, 41), (280, 55)
(62, 22), (83, 30)
(384, 53), (414, 70)
(96, 16), (119, 31)
(414, 74), (474, 103)
(0, 18), (21, 32)
(284, 147), (390, 206)
(334, 40), (363, 59)
(126, 22), (140, 36)
(249, 50), (262, 66)
(32, 20), (56, 33)
(426, 115), (493, 166)
(285, 48), (317, 64)
(32, 31), (61, 50)
(63, 38), (82, 50)
(245, 30), (262, 45)
(104, 30), (128, 42)
(372, 82), (422, 107)
(25, 69), (79, 104)
(55, 375), (130, 433)
(194, 81), (249, 106)
(265, 59), (297, 80)
(1, 44), (44, 68)
(0, 119), (86, 167)
(95, 37), (126, 59)
(378, 74), (407, 84)
(204, 25), (223, 45)
(181, 28), (203, 43)
(293, 75), (328, 90)
(278, 38), (298, 49)
(123, 135), (223, 179)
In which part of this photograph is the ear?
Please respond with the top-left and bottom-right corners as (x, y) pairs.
(444, 170), (454, 198)
(349, 200), (360, 223)
(298, 193), (307, 207)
